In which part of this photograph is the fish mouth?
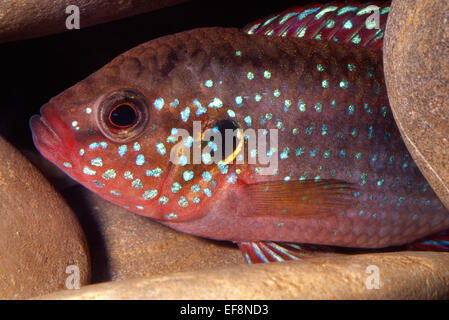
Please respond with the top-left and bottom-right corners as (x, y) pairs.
(29, 103), (71, 165)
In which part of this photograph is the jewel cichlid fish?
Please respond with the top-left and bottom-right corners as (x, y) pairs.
(30, 1), (449, 263)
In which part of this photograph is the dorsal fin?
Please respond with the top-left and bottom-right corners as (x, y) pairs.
(243, 1), (391, 50)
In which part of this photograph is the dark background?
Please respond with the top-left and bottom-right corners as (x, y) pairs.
(1, 0), (377, 151)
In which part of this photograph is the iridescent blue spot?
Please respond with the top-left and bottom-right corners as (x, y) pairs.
(339, 80), (349, 89)
(264, 70), (271, 79)
(321, 80), (329, 88)
(217, 161), (228, 174)
(132, 179), (143, 189)
(178, 196), (189, 208)
(208, 98), (223, 108)
(338, 6), (358, 15)
(156, 142), (166, 155)
(118, 145), (127, 157)
(280, 147), (290, 159)
(164, 213), (177, 220)
(273, 89), (281, 97)
(226, 173), (238, 184)
(284, 100), (291, 112)
(202, 171), (212, 182)
(205, 80), (213, 87)
(183, 170), (194, 181)
(169, 99), (179, 108)
(227, 109), (236, 118)
(315, 6), (338, 19)
(323, 150), (331, 158)
(171, 182), (182, 193)
(102, 169), (116, 180)
(181, 107), (190, 122)
(193, 99), (207, 115)
(159, 196), (169, 205)
(348, 104), (355, 115)
(321, 124), (328, 136)
(143, 189), (158, 200)
(235, 96), (243, 106)
(136, 154), (145, 165)
(133, 142), (141, 151)
(305, 124), (315, 135)
(146, 168), (163, 177)
(83, 166), (96, 175)
(247, 72), (254, 80)
(124, 171), (133, 180)
(296, 147), (305, 156)
(153, 98), (164, 110)
(343, 20), (353, 29)
(202, 153), (212, 164)
(178, 155), (188, 166)
(368, 126), (374, 139)
(110, 190), (121, 197)
(63, 162), (72, 168)
(309, 148), (319, 158)
(351, 34), (361, 44)
(244, 115), (252, 127)
(204, 188), (212, 197)
(339, 149), (346, 158)
(298, 7), (320, 20)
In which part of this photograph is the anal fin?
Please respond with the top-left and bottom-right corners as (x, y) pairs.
(237, 241), (332, 264)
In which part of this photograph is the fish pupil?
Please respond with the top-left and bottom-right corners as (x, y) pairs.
(109, 104), (137, 127)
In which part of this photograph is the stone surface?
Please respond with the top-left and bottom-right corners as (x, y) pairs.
(0, 0), (188, 43)
(0, 136), (90, 299)
(60, 185), (244, 282)
(38, 252), (449, 299)
(384, 0), (449, 209)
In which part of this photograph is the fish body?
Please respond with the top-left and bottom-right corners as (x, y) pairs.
(30, 2), (449, 260)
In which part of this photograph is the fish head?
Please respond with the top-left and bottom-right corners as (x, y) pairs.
(30, 38), (243, 222)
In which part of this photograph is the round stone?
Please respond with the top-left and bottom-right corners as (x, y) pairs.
(0, 137), (90, 299)
(384, 0), (449, 209)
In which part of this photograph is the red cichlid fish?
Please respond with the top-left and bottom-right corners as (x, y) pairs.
(30, 2), (449, 263)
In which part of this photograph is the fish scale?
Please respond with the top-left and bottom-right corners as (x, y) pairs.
(30, 2), (449, 263)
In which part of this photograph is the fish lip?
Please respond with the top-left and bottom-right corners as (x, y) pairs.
(29, 106), (68, 164)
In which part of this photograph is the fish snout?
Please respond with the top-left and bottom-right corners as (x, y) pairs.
(29, 102), (74, 166)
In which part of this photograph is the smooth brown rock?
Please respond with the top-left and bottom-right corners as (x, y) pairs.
(37, 252), (449, 299)
(0, 0), (188, 43)
(0, 136), (90, 299)
(61, 185), (244, 282)
(384, 0), (449, 209)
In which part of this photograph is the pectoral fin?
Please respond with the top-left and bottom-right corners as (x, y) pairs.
(241, 179), (357, 218)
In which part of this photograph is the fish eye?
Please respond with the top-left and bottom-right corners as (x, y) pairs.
(109, 103), (137, 128)
(98, 89), (150, 142)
